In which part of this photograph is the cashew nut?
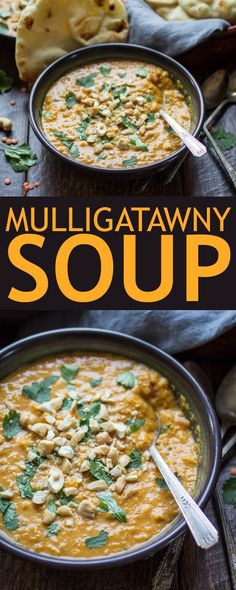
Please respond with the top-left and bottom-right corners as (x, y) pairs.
(0, 117), (12, 132)
(48, 467), (64, 494)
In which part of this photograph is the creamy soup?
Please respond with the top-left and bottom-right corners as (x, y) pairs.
(42, 60), (192, 169)
(0, 0), (28, 35)
(0, 353), (198, 558)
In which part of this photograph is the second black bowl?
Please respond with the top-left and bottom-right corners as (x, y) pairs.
(29, 43), (205, 178)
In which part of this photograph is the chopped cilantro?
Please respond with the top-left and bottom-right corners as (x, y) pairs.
(136, 67), (148, 78)
(146, 112), (155, 123)
(122, 155), (137, 167)
(130, 135), (148, 152)
(17, 475), (33, 499)
(117, 371), (136, 389)
(121, 116), (136, 132)
(3, 410), (21, 439)
(4, 144), (37, 172)
(22, 375), (58, 404)
(65, 91), (77, 109)
(128, 449), (142, 470)
(60, 365), (79, 383)
(100, 66), (111, 77)
(85, 530), (108, 548)
(90, 378), (102, 388)
(45, 522), (60, 537)
(211, 128), (236, 151)
(126, 418), (145, 434)
(76, 73), (97, 88)
(90, 459), (113, 486)
(97, 492), (127, 522)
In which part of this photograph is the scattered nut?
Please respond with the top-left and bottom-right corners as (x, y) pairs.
(32, 490), (49, 505)
(48, 467), (64, 494)
(42, 509), (56, 525)
(57, 505), (73, 517)
(38, 439), (54, 457)
(78, 500), (96, 519)
(87, 480), (108, 491)
(58, 445), (74, 459)
(0, 117), (12, 132)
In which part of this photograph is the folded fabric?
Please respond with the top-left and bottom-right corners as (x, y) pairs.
(20, 310), (236, 354)
(126, 0), (229, 56)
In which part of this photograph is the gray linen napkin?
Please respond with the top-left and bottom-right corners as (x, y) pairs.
(127, 0), (229, 56)
(20, 310), (236, 354)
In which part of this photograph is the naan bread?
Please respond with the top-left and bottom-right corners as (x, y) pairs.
(16, 0), (128, 83)
(145, 0), (236, 20)
(179, 0), (236, 21)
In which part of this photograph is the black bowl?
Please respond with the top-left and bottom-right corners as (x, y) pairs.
(29, 43), (205, 178)
(0, 328), (220, 568)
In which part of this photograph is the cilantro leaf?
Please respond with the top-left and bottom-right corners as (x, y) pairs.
(128, 449), (142, 470)
(4, 144), (37, 172)
(97, 492), (127, 522)
(60, 365), (79, 383)
(57, 491), (76, 506)
(90, 459), (113, 486)
(211, 128), (236, 151)
(0, 489), (11, 513)
(45, 522), (60, 537)
(53, 132), (80, 158)
(130, 135), (148, 152)
(117, 371), (136, 389)
(25, 446), (44, 477)
(0, 69), (12, 94)
(65, 91), (77, 109)
(61, 397), (73, 410)
(122, 155), (137, 167)
(100, 66), (111, 77)
(156, 473), (181, 490)
(17, 475), (33, 499)
(0, 10), (11, 19)
(22, 375), (58, 404)
(222, 476), (236, 506)
(85, 530), (108, 548)
(126, 418), (145, 434)
(146, 112), (155, 123)
(2, 503), (19, 531)
(111, 86), (127, 99)
(164, 125), (175, 135)
(90, 377), (102, 388)
(159, 424), (171, 435)
(76, 73), (97, 88)
(156, 477), (169, 490)
(3, 410), (21, 439)
(47, 500), (57, 514)
(78, 401), (101, 428)
(0, 21), (8, 31)
(136, 67), (148, 78)
(121, 116), (136, 132)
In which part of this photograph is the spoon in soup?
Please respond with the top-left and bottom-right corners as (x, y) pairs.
(149, 416), (219, 549)
(159, 108), (207, 158)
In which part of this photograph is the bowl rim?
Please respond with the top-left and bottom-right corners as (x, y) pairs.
(0, 327), (221, 569)
(29, 43), (205, 176)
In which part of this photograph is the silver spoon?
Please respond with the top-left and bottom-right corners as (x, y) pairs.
(149, 416), (218, 550)
(216, 366), (236, 438)
(159, 109), (207, 158)
(203, 81), (236, 190)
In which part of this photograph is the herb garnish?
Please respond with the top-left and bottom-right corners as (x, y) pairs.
(100, 66), (111, 77)
(136, 67), (148, 78)
(126, 418), (145, 434)
(222, 476), (236, 506)
(45, 522), (60, 537)
(78, 401), (101, 428)
(53, 131), (80, 157)
(65, 91), (77, 109)
(156, 473), (181, 490)
(128, 449), (142, 470)
(22, 375), (58, 404)
(211, 128), (236, 151)
(61, 397), (73, 410)
(97, 492), (127, 522)
(77, 117), (91, 141)
(85, 530), (108, 549)
(117, 371), (136, 389)
(17, 475), (33, 499)
(4, 144), (37, 172)
(164, 125), (175, 135)
(146, 112), (155, 123)
(0, 10), (11, 19)
(90, 377), (102, 388)
(0, 489), (19, 531)
(25, 446), (44, 477)
(60, 364), (79, 383)
(159, 424), (171, 435)
(90, 459), (113, 486)
(0, 21), (8, 31)
(130, 135), (148, 152)
(121, 116), (136, 132)
(47, 500), (57, 514)
(3, 410), (21, 439)
(76, 73), (97, 88)
(122, 155), (137, 167)
(112, 86), (127, 100)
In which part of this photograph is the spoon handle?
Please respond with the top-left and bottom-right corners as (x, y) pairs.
(160, 109), (207, 158)
(150, 445), (218, 550)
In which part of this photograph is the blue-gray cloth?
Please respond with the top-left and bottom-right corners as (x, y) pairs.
(21, 311), (236, 354)
(127, 0), (229, 56)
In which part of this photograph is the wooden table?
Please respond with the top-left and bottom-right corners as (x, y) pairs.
(1, 37), (236, 198)
(0, 316), (235, 590)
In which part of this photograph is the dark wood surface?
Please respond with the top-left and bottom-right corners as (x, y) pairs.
(0, 317), (235, 590)
(0, 37), (236, 198)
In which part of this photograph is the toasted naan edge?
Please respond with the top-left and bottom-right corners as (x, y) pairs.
(16, 0), (128, 83)
(179, 0), (236, 21)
